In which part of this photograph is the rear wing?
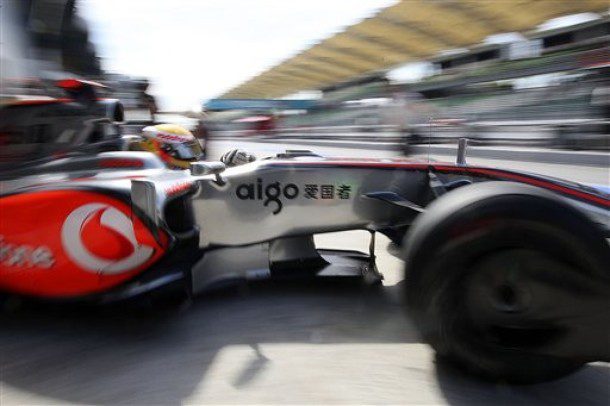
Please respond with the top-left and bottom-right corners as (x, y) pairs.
(55, 78), (107, 102)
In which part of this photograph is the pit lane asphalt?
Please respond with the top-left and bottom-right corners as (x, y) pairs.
(0, 142), (608, 405)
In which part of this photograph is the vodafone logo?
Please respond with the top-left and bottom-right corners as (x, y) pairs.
(61, 203), (154, 274)
(1, 190), (168, 297)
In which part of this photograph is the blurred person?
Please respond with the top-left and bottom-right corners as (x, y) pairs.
(137, 80), (158, 120)
(381, 91), (432, 155)
(191, 111), (210, 152)
(590, 79), (610, 135)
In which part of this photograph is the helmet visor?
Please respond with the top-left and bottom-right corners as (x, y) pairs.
(170, 140), (203, 160)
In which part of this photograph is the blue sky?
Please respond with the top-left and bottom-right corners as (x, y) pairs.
(80, 0), (397, 109)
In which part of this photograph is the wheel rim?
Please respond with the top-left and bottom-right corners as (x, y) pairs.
(463, 249), (575, 350)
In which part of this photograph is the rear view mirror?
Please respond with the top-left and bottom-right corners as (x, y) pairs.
(190, 161), (226, 176)
(191, 162), (227, 185)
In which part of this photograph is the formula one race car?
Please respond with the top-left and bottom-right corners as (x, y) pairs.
(0, 144), (608, 384)
(0, 78), (125, 169)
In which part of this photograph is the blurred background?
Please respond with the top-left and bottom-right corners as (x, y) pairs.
(1, 0), (608, 154)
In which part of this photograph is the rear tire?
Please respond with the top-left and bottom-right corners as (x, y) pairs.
(403, 181), (609, 383)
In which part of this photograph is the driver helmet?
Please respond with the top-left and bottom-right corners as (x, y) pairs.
(140, 124), (203, 169)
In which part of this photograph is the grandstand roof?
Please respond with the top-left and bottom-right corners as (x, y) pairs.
(220, 0), (608, 99)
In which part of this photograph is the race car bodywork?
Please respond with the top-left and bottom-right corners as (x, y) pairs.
(1, 149), (609, 383)
(3, 151), (605, 297)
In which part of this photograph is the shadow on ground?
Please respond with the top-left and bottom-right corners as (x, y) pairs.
(0, 280), (414, 405)
(1, 280), (608, 404)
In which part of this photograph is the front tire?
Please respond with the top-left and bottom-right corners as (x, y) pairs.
(403, 181), (609, 383)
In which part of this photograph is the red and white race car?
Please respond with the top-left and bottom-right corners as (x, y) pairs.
(1, 134), (609, 383)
